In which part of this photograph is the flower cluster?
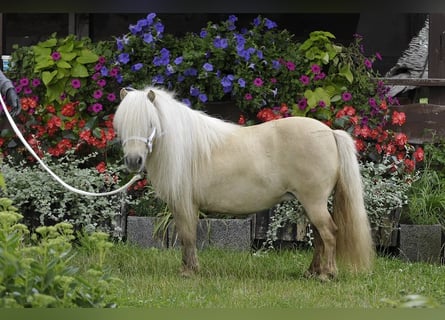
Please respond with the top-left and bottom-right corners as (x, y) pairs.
(115, 14), (300, 112)
(250, 31), (423, 173)
(2, 36), (122, 169)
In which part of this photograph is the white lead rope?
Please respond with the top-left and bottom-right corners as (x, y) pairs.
(0, 94), (142, 196)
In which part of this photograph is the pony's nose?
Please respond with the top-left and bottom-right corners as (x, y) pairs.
(124, 155), (144, 172)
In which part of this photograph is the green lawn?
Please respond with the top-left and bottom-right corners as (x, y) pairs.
(74, 244), (445, 308)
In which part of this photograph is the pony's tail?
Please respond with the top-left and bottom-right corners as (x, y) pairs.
(332, 130), (375, 272)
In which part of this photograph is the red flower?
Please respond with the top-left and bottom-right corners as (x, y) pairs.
(394, 132), (408, 146)
(355, 139), (366, 152)
(96, 161), (106, 173)
(391, 111), (406, 126)
(238, 114), (246, 125)
(61, 102), (78, 117)
(404, 159), (415, 172)
(413, 147), (424, 162)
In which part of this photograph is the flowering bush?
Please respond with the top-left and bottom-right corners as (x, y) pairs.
(1, 35), (122, 168)
(115, 13), (300, 112)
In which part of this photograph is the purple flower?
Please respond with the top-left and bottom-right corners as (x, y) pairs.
(298, 98), (308, 110)
(264, 18), (277, 29)
(314, 72), (326, 81)
(200, 30), (207, 38)
(375, 52), (382, 61)
(31, 78), (41, 87)
(24, 87), (32, 95)
(182, 98), (191, 107)
(253, 78), (264, 87)
(154, 22), (164, 34)
(174, 56), (183, 65)
(203, 63), (213, 72)
(100, 66), (108, 77)
(364, 58), (372, 69)
(190, 86), (200, 97)
(107, 93), (116, 102)
(244, 93), (252, 101)
(272, 60), (281, 70)
(51, 52), (61, 61)
(146, 13), (156, 25)
(184, 68), (198, 76)
(91, 103), (103, 113)
(228, 15), (238, 24)
(97, 79), (107, 87)
(299, 75), (310, 85)
(238, 78), (246, 88)
(152, 74), (164, 84)
(71, 79), (81, 89)
(118, 53), (130, 65)
(341, 92), (352, 102)
(253, 17), (261, 26)
(318, 100), (326, 107)
(368, 98), (377, 107)
(213, 37), (228, 49)
(19, 78), (29, 86)
(131, 63), (144, 71)
(93, 90), (103, 99)
(198, 94), (208, 103)
(221, 75), (234, 88)
(143, 33), (154, 44)
(311, 64), (321, 74)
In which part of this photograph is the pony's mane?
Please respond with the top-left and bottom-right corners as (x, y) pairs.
(115, 86), (240, 213)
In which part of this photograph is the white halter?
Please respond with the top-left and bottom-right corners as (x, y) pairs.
(122, 127), (157, 153)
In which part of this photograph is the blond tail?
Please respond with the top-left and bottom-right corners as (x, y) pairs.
(333, 130), (375, 271)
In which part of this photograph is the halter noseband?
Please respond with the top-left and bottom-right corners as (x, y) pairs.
(122, 127), (157, 153)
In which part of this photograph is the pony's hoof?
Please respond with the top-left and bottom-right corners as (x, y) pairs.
(180, 265), (199, 277)
(304, 270), (336, 282)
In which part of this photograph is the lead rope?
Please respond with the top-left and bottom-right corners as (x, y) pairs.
(0, 94), (142, 197)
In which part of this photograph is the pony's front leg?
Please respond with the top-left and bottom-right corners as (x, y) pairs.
(171, 207), (200, 276)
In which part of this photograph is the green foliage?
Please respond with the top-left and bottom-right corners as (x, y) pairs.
(32, 33), (99, 106)
(0, 151), (127, 233)
(406, 140), (445, 228)
(0, 203), (122, 307)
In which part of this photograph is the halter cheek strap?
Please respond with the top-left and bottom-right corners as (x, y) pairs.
(122, 127), (157, 153)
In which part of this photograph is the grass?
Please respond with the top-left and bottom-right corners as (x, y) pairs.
(74, 244), (445, 308)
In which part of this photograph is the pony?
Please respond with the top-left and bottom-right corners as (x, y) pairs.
(114, 87), (374, 280)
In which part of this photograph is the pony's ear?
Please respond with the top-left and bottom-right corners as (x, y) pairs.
(147, 90), (156, 102)
(120, 88), (128, 100)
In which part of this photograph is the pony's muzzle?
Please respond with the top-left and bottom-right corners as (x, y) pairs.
(124, 155), (145, 172)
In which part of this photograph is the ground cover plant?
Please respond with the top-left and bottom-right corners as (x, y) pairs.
(73, 244), (445, 308)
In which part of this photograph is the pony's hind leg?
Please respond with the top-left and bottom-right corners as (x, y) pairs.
(171, 206), (200, 277)
(304, 204), (338, 281)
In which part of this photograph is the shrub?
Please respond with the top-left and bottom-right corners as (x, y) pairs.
(0, 198), (122, 307)
(0, 151), (127, 233)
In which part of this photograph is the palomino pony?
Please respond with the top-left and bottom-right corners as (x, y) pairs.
(114, 87), (374, 280)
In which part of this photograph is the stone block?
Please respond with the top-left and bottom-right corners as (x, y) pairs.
(126, 216), (167, 248)
(399, 224), (443, 263)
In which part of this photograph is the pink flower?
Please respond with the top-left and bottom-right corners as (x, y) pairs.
(71, 79), (81, 89)
(299, 75), (310, 85)
(97, 79), (107, 87)
(51, 51), (61, 61)
(93, 90), (103, 99)
(107, 93), (116, 102)
(244, 93), (253, 101)
(285, 61), (295, 71)
(311, 64), (321, 74)
(253, 78), (264, 87)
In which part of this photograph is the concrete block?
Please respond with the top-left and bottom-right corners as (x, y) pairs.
(126, 216), (167, 248)
(399, 224), (443, 263)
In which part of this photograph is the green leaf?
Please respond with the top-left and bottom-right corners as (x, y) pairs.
(60, 52), (77, 61)
(38, 38), (58, 48)
(339, 63), (354, 83)
(76, 50), (99, 64)
(42, 70), (58, 85)
(71, 63), (89, 77)
(56, 60), (72, 69)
